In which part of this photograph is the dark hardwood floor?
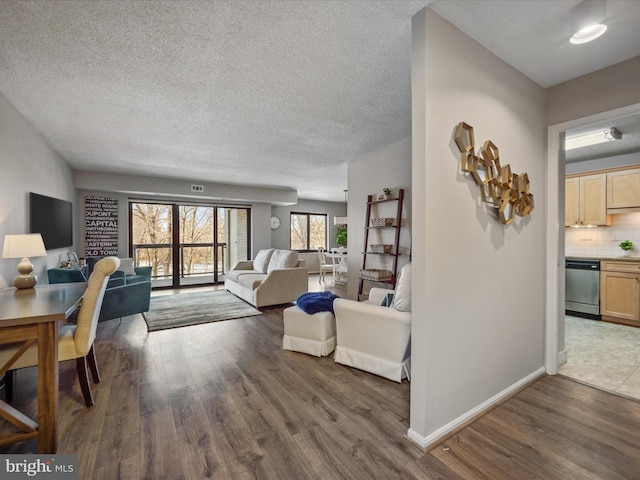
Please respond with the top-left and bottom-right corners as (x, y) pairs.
(1, 293), (639, 479)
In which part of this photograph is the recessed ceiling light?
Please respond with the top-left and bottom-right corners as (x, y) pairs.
(565, 127), (622, 150)
(570, 0), (607, 45)
(570, 24), (607, 44)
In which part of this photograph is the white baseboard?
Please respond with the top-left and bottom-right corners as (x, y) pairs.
(407, 366), (546, 449)
(557, 349), (567, 367)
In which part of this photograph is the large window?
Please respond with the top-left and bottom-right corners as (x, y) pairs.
(290, 213), (327, 251)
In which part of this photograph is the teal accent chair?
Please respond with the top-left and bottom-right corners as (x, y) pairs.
(86, 258), (152, 285)
(48, 264), (152, 325)
(47, 268), (87, 284)
(98, 280), (151, 325)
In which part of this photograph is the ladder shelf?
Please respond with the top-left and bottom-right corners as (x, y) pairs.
(358, 188), (404, 298)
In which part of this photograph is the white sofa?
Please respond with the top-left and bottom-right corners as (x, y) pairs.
(333, 263), (411, 382)
(224, 248), (308, 307)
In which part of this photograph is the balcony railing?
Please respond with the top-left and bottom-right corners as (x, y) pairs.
(131, 243), (227, 280)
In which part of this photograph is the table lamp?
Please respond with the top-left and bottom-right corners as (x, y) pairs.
(2, 233), (47, 289)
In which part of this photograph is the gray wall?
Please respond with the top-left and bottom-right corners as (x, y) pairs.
(565, 151), (640, 175)
(347, 138), (412, 300)
(546, 56), (640, 127)
(409, 7), (546, 446)
(271, 199), (347, 251)
(74, 170), (300, 260)
(75, 188), (274, 261)
(0, 90), (76, 288)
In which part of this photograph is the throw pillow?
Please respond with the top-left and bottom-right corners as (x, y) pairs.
(380, 292), (395, 307)
(118, 258), (136, 276)
(253, 249), (274, 273)
(267, 249), (299, 272)
(392, 263), (411, 312)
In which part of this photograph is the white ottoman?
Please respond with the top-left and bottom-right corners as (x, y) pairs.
(282, 305), (336, 357)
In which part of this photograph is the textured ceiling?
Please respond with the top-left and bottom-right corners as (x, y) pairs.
(1, 1), (640, 202)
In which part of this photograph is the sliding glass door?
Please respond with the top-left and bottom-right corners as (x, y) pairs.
(130, 202), (250, 288)
(130, 203), (173, 286)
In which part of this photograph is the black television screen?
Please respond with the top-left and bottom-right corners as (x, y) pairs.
(30, 193), (73, 250)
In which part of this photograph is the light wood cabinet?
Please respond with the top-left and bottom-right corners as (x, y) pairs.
(607, 168), (640, 210)
(565, 174), (609, 227)
(600, 261), (640, 326)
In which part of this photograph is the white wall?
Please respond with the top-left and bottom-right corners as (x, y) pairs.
(409, 8), (546, 446)
(0, 90), (75, 288)
(347, 137), (412, 300)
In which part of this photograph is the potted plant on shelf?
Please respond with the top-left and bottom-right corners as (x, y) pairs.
(378, 187), (393, 201)
(619, 240), (634, 257)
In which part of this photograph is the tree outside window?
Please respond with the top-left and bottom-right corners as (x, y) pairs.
(290, 213), (326, 251)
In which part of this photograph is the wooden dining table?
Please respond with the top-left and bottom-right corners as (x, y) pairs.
(0, 282), (86, 453)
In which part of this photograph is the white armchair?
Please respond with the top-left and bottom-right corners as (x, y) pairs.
(333, 287), (411, 382)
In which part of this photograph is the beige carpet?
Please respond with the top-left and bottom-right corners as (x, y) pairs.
(146, 290), (261, 332)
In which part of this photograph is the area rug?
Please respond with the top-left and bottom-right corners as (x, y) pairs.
(146, 290), (261, 332)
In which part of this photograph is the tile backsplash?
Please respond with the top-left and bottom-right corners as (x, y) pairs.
(566, 212), (640, 257)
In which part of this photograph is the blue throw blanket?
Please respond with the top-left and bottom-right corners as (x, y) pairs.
(296, 291), (340, 314)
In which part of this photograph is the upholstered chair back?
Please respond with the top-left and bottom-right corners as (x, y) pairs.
(74, 256), (119, 356)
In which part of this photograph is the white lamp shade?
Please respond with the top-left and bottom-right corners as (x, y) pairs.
(2, 233), (47, 259)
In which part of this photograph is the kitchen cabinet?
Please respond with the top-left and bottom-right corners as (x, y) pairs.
(600, 260), (640, 326)
(607, 168), (640, 210)
(565, 174), (609, 227)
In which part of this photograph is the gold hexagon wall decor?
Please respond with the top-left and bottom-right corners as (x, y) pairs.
(455, 122), (475, 152)
(455, 122), (475, 172)
(454, 122), (534, 225)
(499, 196), (515, 225)
(468, 155), (491, 186)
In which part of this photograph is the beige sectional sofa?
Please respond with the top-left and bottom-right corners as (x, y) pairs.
(224, 248), (308, 307)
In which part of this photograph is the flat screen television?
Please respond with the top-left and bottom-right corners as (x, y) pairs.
(30, 192), (73, 250)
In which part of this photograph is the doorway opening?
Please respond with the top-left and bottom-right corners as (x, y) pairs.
(546, 102), (640, 401)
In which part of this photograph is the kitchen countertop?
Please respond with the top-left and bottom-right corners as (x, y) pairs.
(567, 255), (640, 262)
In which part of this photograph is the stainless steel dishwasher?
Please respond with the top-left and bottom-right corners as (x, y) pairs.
(565, 258), (601, 319)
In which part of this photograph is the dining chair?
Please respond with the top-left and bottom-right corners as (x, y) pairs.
(0, 256), (120, 407)
(317, 247), (334, 284)
(331, 251), (348, 285)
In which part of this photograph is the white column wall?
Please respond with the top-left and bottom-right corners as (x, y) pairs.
(409, 8), (546, 445)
